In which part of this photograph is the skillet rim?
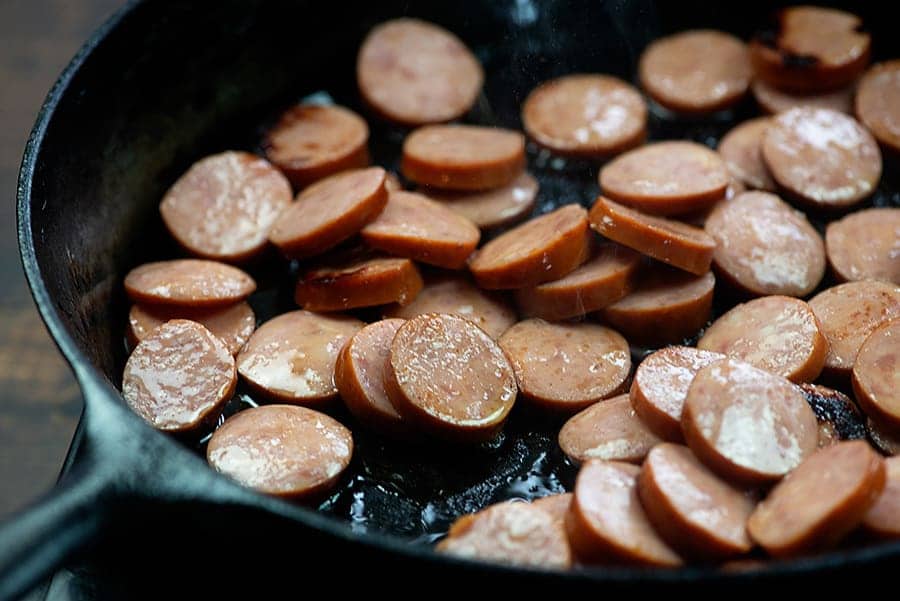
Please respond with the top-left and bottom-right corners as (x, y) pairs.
(14, 0), (900, 584)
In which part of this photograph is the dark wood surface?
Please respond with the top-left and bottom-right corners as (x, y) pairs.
(0, 0), (124, 522)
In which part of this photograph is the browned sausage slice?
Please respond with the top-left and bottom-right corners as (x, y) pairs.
(521, 74), (646, 158)
(682, 358), (819, 485)
(589, 196), (715, 275)
(810, 281), (900, 378)
(357, 18), (483, 126)
(335, 319), (406, 435)
(826, 208), (900, 284)
(567, 460), (682, 566)
(599, 142), (729, 215)
(867, 418), (900, 456)
(384, 313), (517, 442)
(761, 107), (881, 209)
(401, 125), (525, 191)
(425, 171), (538, 230)
(262, 104), (369, 189)
(752, 78), (854, 115)
(295, 254), (423, 312)
(499, 320), (631, 412)
(639, 30), (751, 114)
(236, 310), (363, 404)
(124, 259), (256, 308)
(630, 346), (725, 442)
(122, 319), (236, 432)
(207, 405), (352, 500)
(638, 443), (755, 559)
(862, 456), (900, 538)
(360, 190), (480, 268)
(853, 319), (900, 430)
(159, 151), (292, 262)
(437, 502), (572, 569)
(856, 60), (900, 153)
(798, 383), (867, 448)
(468, 204), (591, 290)
(532, 493), (573, 525)
(384, 277), (516, 339)
(602, 267), (715, 347)
(127, 301), (256, 356)
(268, 167), (388, 259)
(558, 395), (662, 465)
(717, 118), (776, 191)
(698, 296), (827, 383)
(750, 6), (870, 94)
(705, 191), (825, 297)
(747, 441), (885, 557)
(514, 244), (641, 321)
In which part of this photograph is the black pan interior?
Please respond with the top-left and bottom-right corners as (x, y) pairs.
(26, 0), (900, 551)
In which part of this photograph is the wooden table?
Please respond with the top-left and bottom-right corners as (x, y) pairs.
(0, 0), (124, 522)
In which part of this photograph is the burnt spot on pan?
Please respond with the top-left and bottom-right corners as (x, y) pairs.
(798, 383), (867, 443)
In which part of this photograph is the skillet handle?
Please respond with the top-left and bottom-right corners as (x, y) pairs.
(0, 462), (110, 601)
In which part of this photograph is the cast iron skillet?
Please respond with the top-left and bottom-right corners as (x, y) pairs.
(4, 0), (900, 598)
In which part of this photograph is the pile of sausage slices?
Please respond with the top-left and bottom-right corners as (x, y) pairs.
(119, 7), (900, 570)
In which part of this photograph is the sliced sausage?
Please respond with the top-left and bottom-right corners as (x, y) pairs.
(868, 417), (900, 456)
(810, 281), (900, 378)
(750, 6), (870, 94)
(682, 358), (819, 486)
(532, 493), (573, 525)
(499, 320), (631, 412)
(566, 460), (682, 567)
(159, 151), (292, 262)
(638, 443), (755, 559)
(268, 167), (387, 259)
(335, 319), (406, 435)
(127, 301), (255, 356)
(599, 141), (729, 215)
(630, 346), (725, 442)
(468, 204), (591, 290)
(751, 78), (854, 115)
(401, 125), (525, 191)
(437, 502), (572, 569)
(122, 319), (235, 432)
(717, 118), (776, 191)
(384, 313), (517, 442)
(799, 383), (868, 448)
(856, 60), (900, 153)
(558, 395), (662, 465)
(384, 171), (403, 192)
(862, 456), (900, 538)
(295, 254), (423, 312)
(747, 441), (885, 557)
(826, 208), (900, 284)
(853, 319), (900, 430)
(639, 30), (751, 114)
(236, 310), (363, 404)
(124, 259), (256, 308)
(206, 404), (352, 500)
(521, 74), (646, 157)
(425, 171), (538, 230)
(761, 107), (881, 209)
(514, 243), (641, 321)
(698, 296), (828, 383)
(705, 191), (825, 297)
(262, 104), (369, 189)
(357, 18), (483, 126)
(602, 267), (715, 347)
(360, 190), (480, 269)
(384, 277), (516, 339)
(589, 196), (716, 275)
